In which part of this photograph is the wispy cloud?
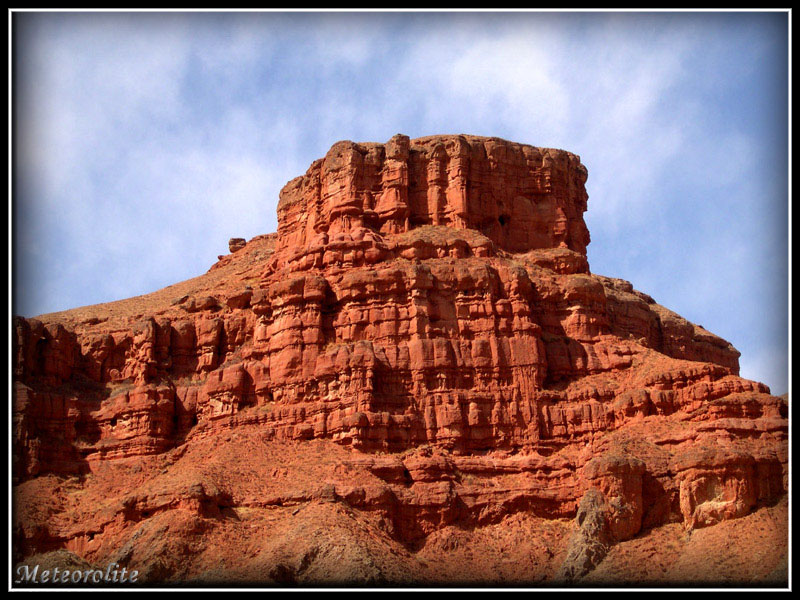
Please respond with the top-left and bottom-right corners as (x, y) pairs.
(13, 11), (788, 393)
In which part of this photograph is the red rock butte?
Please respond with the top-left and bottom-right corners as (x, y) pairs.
(13, 134), (787, 586)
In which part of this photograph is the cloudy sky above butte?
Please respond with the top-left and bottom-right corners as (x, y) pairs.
(13, 11), (788, 394)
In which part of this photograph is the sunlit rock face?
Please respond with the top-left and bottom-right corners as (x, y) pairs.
(12, 135), (786, 585)
(275, 134), (590, 260)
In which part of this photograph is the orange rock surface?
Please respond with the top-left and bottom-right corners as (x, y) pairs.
(13, 135), (788, 586)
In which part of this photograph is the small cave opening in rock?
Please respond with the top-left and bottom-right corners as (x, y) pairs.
(403, 468), (413, 485)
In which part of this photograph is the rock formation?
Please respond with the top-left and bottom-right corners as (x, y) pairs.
(12, 134), (787, 586)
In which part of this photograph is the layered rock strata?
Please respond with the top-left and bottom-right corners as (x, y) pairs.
(13, 135), (787, 585)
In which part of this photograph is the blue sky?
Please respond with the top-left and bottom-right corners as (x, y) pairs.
(13, 11), (789, 394)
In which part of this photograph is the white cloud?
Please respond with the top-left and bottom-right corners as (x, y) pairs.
(14, 12), (787, 393)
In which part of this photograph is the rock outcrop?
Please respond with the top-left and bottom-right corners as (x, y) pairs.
(12, 135), (787, 586)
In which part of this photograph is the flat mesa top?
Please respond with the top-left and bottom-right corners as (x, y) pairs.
(318, 133), (582, 162)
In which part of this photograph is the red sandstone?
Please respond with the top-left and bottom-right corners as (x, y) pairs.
(12, 135), (787, 586)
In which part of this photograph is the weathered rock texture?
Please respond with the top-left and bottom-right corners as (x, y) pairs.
(13, 135), (787, 586)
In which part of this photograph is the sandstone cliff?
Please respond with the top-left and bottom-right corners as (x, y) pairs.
(13, 135), (787, 586)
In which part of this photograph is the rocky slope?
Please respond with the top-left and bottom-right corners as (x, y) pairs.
(13, 134), (788, 586)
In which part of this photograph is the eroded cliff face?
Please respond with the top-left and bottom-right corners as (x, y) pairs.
(12, 135), (787, 585)
(275, 135), (590, 257)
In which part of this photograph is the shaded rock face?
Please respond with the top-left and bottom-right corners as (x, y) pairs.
(12, 135), (787, 585)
